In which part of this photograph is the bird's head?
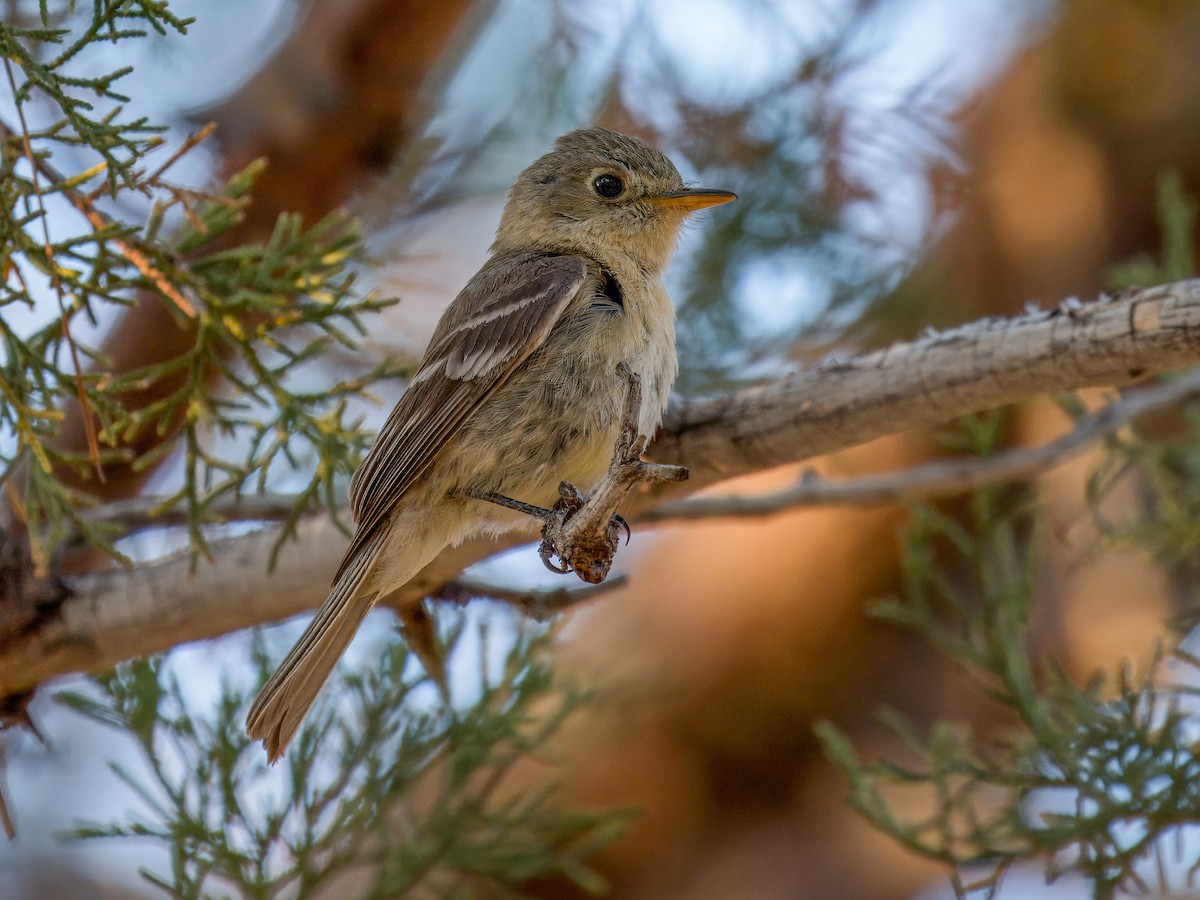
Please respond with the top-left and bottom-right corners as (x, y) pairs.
(494, 126), (736, 272)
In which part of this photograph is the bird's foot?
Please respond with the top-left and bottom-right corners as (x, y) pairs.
(466, 483), (630, 581)
(465, 365), (687, 586)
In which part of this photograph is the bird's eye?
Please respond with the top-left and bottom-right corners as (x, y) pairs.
(592, 174), (624, 199)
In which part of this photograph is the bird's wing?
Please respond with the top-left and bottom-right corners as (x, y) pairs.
(339, 253), (588, 578)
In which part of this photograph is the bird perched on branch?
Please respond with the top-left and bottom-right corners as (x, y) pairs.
(247, 126), (736, 762)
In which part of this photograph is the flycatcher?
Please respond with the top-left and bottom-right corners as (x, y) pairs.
(247, 126), (736, 762)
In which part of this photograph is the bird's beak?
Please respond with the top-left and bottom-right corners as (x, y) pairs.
(648, 188), (738, 212)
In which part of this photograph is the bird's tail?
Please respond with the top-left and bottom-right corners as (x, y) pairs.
(246, 532), (384, 764)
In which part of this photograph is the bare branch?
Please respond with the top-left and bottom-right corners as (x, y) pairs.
(81, 493), (299, 532)
(0, 516), (351, 698)
(430, 575), (629, 622)
(6, 281), (1200, 697)
(650, 284), (1200, 501)
(645, 365), (1200, 520)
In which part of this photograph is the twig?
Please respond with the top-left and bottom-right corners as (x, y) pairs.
(57, 185), (199, 319)
(469, 364), (688, 583)
(646, 366), (1200, 521)
(432, 575), (629, 622)
(0, 758), (12, 841)
(142, 121), (218, 187)
(0, 687), (40, 840)
(80, 493), (299, 532)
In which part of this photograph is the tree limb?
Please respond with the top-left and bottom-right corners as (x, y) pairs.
(649, 284), (1196, 498)
(645, 363), (1200, 520)
(4, 281), (1200, 697)
(429, 575), (629, 622)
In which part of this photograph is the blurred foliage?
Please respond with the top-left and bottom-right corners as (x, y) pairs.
(58, 617), (625, 898)
(662, 56), (958, 390)
(667, 83), (957, 391)
(1108, 170), (1197, 290)
(1086, 391), (1200, 624)
(819, 413), (1200, 900)
(0, 2), (401, 569)
(1088, 169), (1200, 625)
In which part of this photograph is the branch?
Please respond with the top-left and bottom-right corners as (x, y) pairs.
(79, 493), (299, 531)
(649, 284), (1199, 499)
(645, 364), (1200, 520)
(430, 575), (629, 622)
(6, 281), (1200, 697)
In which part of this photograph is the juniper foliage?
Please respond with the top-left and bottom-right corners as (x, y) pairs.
(59, 620), (626, 898)
(1, 1), (401, 569)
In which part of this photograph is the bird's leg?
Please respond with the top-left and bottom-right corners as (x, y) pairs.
(464, 488), (574, 574)
(537, 365), (686, 583)
(464, 488), (555, 521)
(466, 366), (686, 584)
(465, 484), (602, 575)
(612, 513), (631, 545)
(546, 482), (626, 541)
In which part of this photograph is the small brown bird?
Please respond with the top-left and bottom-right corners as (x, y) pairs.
(246, 127), (736, 762)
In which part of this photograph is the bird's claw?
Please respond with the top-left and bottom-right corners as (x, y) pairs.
(612, 513), (631, 545)
(539, 543), (571, 574)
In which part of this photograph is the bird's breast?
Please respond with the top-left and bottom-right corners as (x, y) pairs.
(559, 270), (676, 436)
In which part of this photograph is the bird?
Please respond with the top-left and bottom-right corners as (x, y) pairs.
(246, 126), (736, 762)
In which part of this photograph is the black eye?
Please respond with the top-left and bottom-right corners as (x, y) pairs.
(592, 174), (624, 199)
